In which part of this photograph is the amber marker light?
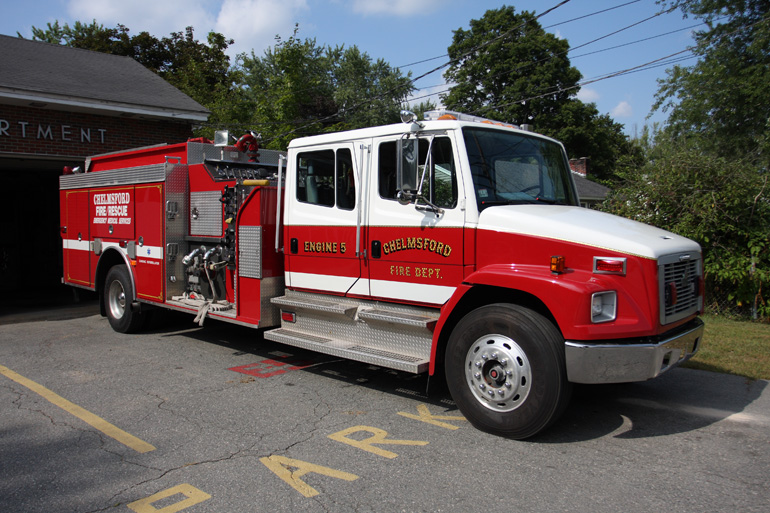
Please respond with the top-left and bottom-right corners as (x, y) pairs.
(550, 255), (565, 274)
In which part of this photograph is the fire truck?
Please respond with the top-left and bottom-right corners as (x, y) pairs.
(59, 110), (705, 439)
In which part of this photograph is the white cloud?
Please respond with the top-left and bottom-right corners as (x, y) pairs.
(66, 0), (307, 58)
(215, 0), (308, 56)
(611, 101), (633, 118)
(576, 87), (600, 103)
(67, 0), (211, 38)
(351, 0), (443, 17)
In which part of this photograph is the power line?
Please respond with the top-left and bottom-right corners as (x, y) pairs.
(466, 13), (770, 118)
(261, 0), (575, 144)
(396, 0), (642, 70)
(407, 9), (701, 106)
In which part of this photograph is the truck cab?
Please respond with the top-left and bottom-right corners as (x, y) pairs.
(268, 110), (704, 437)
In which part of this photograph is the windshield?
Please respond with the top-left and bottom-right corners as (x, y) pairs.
(462, 127), (577, 210)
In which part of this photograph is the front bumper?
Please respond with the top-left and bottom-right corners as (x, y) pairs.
(564, 318), (704, 384)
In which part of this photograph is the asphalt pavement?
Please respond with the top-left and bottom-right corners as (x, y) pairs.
(1, 304), (768, 512)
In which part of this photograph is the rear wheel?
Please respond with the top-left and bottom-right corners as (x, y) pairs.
(445, 304), (571, 439)
(104, 265), (145, 333)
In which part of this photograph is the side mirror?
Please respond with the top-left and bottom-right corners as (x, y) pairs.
(397, 136), (418, 195)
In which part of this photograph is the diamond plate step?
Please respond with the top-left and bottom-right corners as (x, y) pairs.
(357, 308), (438, 329)
(264, 327), (429, 374)
(271, 295), (357, 316)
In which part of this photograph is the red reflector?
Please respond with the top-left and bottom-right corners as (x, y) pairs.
(595, 258), (625, 274)
(281, 311), (296, 323)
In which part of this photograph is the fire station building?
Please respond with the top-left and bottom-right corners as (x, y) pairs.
(0, 35), (209, 301)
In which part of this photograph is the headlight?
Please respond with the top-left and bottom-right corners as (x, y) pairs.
(591, 291), (617, 323)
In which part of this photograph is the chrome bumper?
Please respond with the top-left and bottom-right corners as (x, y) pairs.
(564, 318), (704, 384)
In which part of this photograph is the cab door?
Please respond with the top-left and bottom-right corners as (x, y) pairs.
(365, 133), (466, 306)
(283, 143), (362, 294)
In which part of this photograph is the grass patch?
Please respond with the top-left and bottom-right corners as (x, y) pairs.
(683, 315), (770, 380)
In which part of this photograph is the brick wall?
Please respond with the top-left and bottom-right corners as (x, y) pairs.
(0, 105), (194, 158)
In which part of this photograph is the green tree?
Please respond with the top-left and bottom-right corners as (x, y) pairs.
(237, 30), (338, 149)
(238, 27), (414, 149)
(441, 6), (630, 181)
(653, 0), (770, 166)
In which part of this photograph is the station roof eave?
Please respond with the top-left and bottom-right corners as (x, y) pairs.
(0, 34), (210, 123)
(0, 88), (209, 122)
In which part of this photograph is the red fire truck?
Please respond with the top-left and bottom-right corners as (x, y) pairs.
(60, 110), (705, 438)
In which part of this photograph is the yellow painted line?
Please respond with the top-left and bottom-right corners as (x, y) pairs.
(128, 484), (211, 513)
(0, 364), (155, 453)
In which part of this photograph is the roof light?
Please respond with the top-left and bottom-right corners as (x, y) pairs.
(423, 110), (518, 129)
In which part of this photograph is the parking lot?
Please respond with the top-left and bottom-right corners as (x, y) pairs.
(1, 303), (769, 512)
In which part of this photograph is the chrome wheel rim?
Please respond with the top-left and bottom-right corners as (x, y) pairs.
(107, 279), (126, 320)
(464, 334), (532, 412)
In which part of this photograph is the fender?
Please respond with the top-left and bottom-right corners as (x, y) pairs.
(95, 244), (137, 302)
(429, 263), (656, 373)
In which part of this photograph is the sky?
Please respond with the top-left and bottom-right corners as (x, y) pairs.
(1, 0), (703, 136)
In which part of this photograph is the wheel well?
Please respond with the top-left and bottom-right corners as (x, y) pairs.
(95, 250), (130, 317)
(434, 285), (561, 374)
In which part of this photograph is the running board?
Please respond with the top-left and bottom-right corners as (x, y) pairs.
(266, 291), (438, 374)
(264, 328), (429, 373)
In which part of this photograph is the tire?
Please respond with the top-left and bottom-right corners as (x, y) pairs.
(445, 303), (571, 439)
(103, 265), (145, 334)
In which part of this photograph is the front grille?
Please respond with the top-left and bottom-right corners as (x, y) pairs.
(659, 252), (702, 324)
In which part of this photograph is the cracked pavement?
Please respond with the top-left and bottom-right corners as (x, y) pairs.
(1, 307), (769, 512)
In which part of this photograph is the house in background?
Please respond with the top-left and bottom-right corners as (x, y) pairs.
(569, 157), (610, 209)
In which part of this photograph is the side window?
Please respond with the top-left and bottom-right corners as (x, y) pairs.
(336, 148), (355, 211)
(378, 137), (457, 209)
(378, 141), (398, 201)
(297, 149), (355, 209)
(431, 137), (458, 208)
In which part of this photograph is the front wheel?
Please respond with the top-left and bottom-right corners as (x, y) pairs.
(104, 265), (145, 333)
(445, 304), (571, 439)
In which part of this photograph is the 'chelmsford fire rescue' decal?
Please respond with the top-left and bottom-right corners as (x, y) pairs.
(93, 191), (132, 226)
(90, 187), (135, 239)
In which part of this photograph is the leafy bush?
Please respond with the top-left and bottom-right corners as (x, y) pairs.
(604, 137), (769, 319)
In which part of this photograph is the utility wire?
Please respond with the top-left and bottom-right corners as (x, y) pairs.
(470, 13), (770, 117)
(396, 0), (642, 70)
(406, 7), (696, 106)
(260, 0), (574, 144)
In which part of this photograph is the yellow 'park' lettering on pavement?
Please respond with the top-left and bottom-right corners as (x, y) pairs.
(328, 425), (429, 459)
(260, 455), (359, 498)
(397, 403), (467, 430)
